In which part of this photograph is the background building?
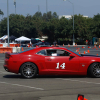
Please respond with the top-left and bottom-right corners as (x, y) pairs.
(59, 15), (88, 19)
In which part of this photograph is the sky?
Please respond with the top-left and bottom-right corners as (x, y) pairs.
(0, 0), (100, 19)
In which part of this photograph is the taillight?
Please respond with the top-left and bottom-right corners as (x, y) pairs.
(5, 52), (11, 59)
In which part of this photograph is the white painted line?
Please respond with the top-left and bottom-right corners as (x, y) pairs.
(0, 62), (4, 63)
(62, 79), (100, 85)
(0, 81), (44, 90)
(0, 60), (4, 63)
(0, 71), (10, 74)
(0, 73), (8, 74)
(0, 60), (4, 61)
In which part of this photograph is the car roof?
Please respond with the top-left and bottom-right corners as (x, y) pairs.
(35, 46), (67, 50)
(21, 46), (67, 53)
(19, 46), (80, 57)
(32, 46), (71, 53)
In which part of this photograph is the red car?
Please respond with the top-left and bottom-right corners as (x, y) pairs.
(3, 46), (100, 78)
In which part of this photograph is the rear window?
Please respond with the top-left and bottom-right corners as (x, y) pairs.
(19, 48), (35, 53)
(36, 50), (46, 55)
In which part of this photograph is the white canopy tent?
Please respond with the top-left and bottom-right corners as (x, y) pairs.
(15, 36), (31, 47)
(0, 35), (8, 40)
(0, 35), (8, 43)
(15, 36), (31, 41)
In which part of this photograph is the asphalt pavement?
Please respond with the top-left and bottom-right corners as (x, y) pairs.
(0, 45), (100, 100)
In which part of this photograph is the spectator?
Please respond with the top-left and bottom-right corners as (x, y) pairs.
(86, 40), (88, 45)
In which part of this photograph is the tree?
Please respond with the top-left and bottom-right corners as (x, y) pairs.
(9, 14), (25, 37)
(92, 13), (100, 37)
(0, 9), (4, 16)
(0, 9), (4, 37)
(1, 11), (100, 45)
(42, 13), (47, 21)
(72, 14), (93, 43)
(0, 17), (7, 37)
(42, 11), (58, 21)
(52, 12), (58, 19)
(33, 12), (42, 19)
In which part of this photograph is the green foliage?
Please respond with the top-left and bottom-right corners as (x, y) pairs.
(0, 9), (4, 16)
(0, 10), (100, 44)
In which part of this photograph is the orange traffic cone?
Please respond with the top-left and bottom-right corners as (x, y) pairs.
(68, 44), (70, 47)
(79, 52), (81, 54)
(78, 48), (80, 50)
(22, 47), (24, 51)
(96, 48), (98, 50)
(99, 44), (100, 48)
(63, 44), (64, 46)
(76, 49), (79, 52)
(94, 45), (96, 48)
(76, 43), (77, 47)
(82, 46), (85, 48)
(77, 94), (88, 100)
(84, 51), (85, 54)
(28, 44), (30, 47)
(88, 46), (91, 48)
(87, 50), (90, 53)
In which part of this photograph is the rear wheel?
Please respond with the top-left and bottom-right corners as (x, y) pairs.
(20, 62), (37, 78)
(88, 62), (100, 78)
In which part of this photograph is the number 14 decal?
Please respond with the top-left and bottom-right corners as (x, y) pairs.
(56, 62), (65, 69)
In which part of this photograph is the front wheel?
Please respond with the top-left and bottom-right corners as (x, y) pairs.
(20, 62), (37, 78)
(88, 62), (100, 78)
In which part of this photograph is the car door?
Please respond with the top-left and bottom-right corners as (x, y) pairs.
(45, 49), (80, 74)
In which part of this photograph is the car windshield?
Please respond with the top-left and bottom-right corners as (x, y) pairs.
(67, 48), (81, 56)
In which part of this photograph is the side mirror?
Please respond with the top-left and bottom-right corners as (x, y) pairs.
(69, 54), (75, 58)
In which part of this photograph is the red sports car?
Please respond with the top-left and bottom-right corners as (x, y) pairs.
(3, 46), (100, 78)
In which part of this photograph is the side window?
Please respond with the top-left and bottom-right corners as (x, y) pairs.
(46, 49), (70, 56)
(57, 50), (70, 56)
(37, 50), (46, 55)
(47, 50), (57, 56)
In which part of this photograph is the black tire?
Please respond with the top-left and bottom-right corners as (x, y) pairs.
(88, 62), (100, 78)
(20, 62), (37, 78)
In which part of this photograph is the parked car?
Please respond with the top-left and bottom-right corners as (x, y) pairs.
(32, 41), (51, 47)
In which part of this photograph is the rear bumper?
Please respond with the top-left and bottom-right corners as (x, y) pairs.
(3, 65), (9, 72)
(3, 64), (19, 74)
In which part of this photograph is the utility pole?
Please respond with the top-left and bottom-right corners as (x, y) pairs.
(14, 0), (16, 14)
(38, 5), (40, 12)
(63, 0), (75, 45)
(7, 0), (9, 47)
(46, 0), (48, 13)
(46, 0), (48, 20)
